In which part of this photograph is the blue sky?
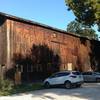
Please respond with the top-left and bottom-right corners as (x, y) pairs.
(0, 0), (99, 35)
(0, 0), (75, 30)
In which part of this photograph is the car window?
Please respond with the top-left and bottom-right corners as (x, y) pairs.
(72, 72), (81, 75)
(49, 72), (70, 78)
(82, 72), (92, 75)
(49, 73), (57, 78)
(56, 72), (70, 77)
(94, 72), (100, 75)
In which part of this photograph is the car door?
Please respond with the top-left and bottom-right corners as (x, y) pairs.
(48, 73), (59, 85)
(48, 72), (69, 85)
(52, 72), (70, 85)
(88, 72), (95, 81)
(83, 72), (93, 82)
(53, 73), (65, 85)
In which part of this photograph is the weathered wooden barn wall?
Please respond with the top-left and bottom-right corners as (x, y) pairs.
(6, 18), (92, 71)
(0, 12), (100, 73)
(0, 16), (7, 65)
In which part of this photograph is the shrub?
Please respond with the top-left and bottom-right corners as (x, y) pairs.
(0, 78), (14, 92)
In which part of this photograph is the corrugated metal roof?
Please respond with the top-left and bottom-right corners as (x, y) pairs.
(0, 12), (96, 40)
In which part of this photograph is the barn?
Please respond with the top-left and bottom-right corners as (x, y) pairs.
(0, 12), (100, 81)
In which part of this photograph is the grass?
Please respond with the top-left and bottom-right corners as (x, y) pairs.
(0, 82), (43, 96)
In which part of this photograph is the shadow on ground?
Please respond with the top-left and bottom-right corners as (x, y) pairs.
(10, 83), (100, 100)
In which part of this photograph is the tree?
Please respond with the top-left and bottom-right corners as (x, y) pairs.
(65, 0), (100, 31)
(67, 20), (98, 39)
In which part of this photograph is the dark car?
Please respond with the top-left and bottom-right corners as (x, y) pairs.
(82, 72), (100, 82)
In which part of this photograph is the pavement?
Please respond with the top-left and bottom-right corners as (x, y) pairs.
(0, 83), (100, 100)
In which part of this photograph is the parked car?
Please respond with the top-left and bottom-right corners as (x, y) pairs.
(82, 71), (100, 82)
(43, 71), (83, 89)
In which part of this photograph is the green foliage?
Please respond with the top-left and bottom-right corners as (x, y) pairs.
(0, 81), (42, 96)
(67, 20), (98, 39)
(0, 78), (14, 95)
(65, 0), (100, 31)
(11, 83), (43, 94)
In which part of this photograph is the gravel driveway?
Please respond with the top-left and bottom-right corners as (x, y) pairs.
(0, 83), (100, 100)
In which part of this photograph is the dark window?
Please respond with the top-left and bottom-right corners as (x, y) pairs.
(94, 72), (100, 75)
(50, 73), (58, 78)
(27, 65), (33, 72)
(82, 72), (92, 75)
(72, 71), (81, 75)
(50, 72), (70, 78)
(56, 72), (70, 77)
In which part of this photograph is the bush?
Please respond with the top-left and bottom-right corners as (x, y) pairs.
(0, 78), (14, 92)
(0, 80), (43, 96)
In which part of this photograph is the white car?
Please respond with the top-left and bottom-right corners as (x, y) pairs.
(43, 71), (83, 89)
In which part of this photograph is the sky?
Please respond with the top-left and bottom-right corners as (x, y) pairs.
(0, 0), (75, 30)
(0, 0), (99, 35)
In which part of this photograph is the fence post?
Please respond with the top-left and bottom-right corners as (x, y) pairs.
(0, 64), (1, 79)
(14, 65), (21, 85)
(0, 64), (6, 80)
(2, 65), (6, 80)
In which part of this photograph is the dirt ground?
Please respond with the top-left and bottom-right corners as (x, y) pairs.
(0, 83), (100, 100)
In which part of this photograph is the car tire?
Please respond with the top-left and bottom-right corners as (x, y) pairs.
(96, 78), (100, 82)
(44, 82), (50, 88)
(64, 81), (71, 89)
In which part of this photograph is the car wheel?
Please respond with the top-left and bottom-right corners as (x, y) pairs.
(64, 81), (71, 89)
(96, 78), (100, 82)
(44, 82), (50, 88)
